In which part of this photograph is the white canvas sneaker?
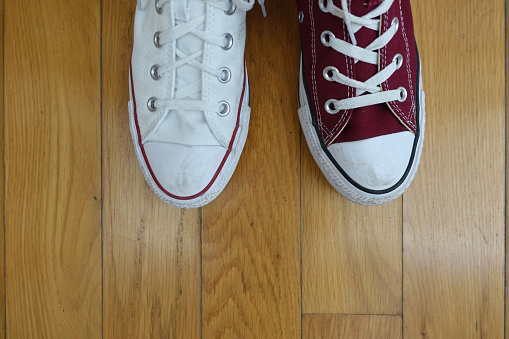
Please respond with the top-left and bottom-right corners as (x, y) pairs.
(129, 0), (261, 208)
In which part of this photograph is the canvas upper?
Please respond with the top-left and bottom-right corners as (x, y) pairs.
(129, 0), (259, 208)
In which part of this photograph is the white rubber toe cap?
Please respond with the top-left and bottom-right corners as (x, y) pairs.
(143, 142), (226, 198)
(327, 131), (415, 191)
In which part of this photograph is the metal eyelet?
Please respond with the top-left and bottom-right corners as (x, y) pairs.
(393, 54), (403, 70)
(323, 66), (338, 81)
(398, 87), (407, 102)
(147, 97), (158, 112)
(150, 65), (162, 80)
(321, 31), (334, 47)
(325, 99), (339, 114)
(298, 10), (304, 23)
(218, 101), (230, 116)
(222, 33), (233, 50)
(218, 67), (231, 83)
(154, 31), (162, 48)
(318, 0), (328, 12)
(155, 0), (163, 14)
(392, 17), (399, 31)
(225, 2), (236, 15)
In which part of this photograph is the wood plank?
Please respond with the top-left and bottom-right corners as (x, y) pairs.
(101, 2), (201, 338)
(403, 0), (505, 338)
(0, 0), (5, 336)
(303, 314), (401, 339)
(201, 3), (302, 338)
(4, 0), (102, 337)
(301, 178), (402, 314)
(507, 4), (509, 338)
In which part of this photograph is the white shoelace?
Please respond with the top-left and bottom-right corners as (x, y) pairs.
(140, 0), (265, 118)
(320, 0), (407, 114)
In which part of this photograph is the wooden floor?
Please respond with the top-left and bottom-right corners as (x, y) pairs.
(1, 0), (506, 338)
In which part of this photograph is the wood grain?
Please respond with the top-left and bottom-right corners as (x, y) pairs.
(201, 3), (302, 338)
(4, 0), (102, 337)
(101, 2), (201, 338)
(507, 4), (509, 339)
(0, 0), (5, 336)
(1, 0), (507, 337)
(301, 176), (402, 314)
(303, 315), (402, 339)
(403, 0), (505, 338)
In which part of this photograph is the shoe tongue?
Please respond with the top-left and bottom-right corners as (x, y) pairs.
(174, 0), (205, 66)
(175, 0), (205, 100)
(347, 0), (383, 16)
(346, 0), (376, 17)
(335, 0), (396, 144)
(368, 0), (383, 9)
(175, 0), (205, 21)
(346, 0), (381, 83)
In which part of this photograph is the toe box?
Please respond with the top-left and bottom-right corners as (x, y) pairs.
(327, 131), (416, 191)
(143, 141), (227, 198)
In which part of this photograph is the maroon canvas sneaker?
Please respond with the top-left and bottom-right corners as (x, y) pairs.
(296, 0), (425, 205)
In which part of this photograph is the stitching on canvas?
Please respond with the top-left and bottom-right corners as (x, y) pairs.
(309, 0), (326, 136)
(383, 2), (415, 130)
(399, 0), (416, 125)
(386, 2), (415, 129)
(324, 15), (351, 145)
